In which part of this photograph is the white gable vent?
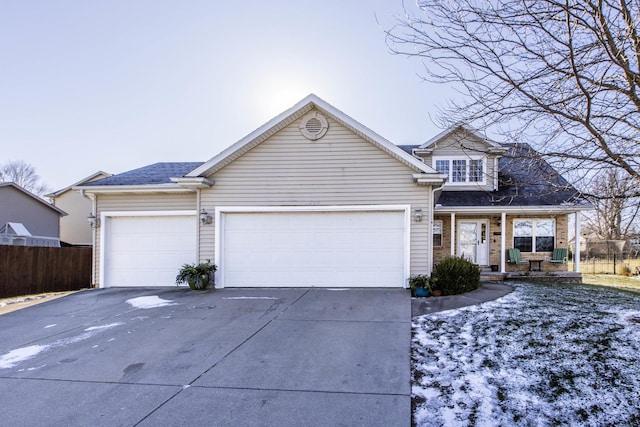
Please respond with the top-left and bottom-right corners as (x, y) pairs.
(299, 111), (329, 140)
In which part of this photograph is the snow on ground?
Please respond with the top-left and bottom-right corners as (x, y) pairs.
(0, 322), (124, 369)
(126, 296), (176, 309)
(0, 345), (47, 369)
(412, 282), (640, 426)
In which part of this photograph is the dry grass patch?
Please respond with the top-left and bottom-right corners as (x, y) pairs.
(582, 274), (640, 294)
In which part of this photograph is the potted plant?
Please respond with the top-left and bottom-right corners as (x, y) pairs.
(409, 274), (432, 297)
(175, 262), (217, 291)
(430, 278), (441, 296)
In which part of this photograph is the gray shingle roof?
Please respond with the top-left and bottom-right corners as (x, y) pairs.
(82, 162), (203, 186)
(400, 143), (589, 207)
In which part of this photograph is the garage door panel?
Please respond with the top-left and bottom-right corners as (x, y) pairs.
(222, 210), (406, 288)
(104, 215), (196, 287)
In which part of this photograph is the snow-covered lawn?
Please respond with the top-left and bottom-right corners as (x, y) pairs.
(412, 282), (640, 426)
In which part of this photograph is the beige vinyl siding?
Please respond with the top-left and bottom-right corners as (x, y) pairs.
(93, 192), (197, 285)
(424, 131), (498, 192)
(200, 112), (434, 278)
(96, 193), (196, 212)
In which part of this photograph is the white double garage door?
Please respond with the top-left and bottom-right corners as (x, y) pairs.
(102, 207), (408, 288)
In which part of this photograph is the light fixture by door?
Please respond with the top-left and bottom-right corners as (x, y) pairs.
(200, 208), (212, 225)
(413, 208), (423, 222)
(87, 213), (99, 228)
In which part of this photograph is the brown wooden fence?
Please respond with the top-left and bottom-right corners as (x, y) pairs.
(0, 246), (92, 299)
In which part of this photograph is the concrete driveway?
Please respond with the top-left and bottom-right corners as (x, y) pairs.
(0, 287), (411, 426)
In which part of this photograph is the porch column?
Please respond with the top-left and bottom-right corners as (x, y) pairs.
(574, 212), (581, 273)
(450, 213), (456, 257)
(501, 211), (506, 273)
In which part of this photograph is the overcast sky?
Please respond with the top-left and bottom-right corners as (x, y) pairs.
(1, 1), (451, 191)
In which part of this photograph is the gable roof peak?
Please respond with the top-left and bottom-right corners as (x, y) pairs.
(187, 94), (439, 177)
(418, 123), (506, 153)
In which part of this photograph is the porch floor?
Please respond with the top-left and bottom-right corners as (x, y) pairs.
(480, 270), (583, 283)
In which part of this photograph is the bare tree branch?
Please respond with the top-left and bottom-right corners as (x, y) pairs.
(0, 160), (50, 196)
(386, 0), (640, 186)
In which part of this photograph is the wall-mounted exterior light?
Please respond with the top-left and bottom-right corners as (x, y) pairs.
(87, 213), (99, 228)
(200, 208), (212, 225)
(414, 208), (423, 222)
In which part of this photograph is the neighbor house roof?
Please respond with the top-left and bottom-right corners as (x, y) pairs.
(0, 182), (67, 216)
(47, 171), (112, 198)
(187, 94), (441, 179)
(80, 162), (203, 187)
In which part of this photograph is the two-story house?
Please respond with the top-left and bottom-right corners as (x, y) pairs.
(78, 95), (591, 288)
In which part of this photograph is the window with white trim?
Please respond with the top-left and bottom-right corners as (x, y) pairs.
(435, 160), (449, 178)
(433, 220), (443, 247)
(433, 157), (486, 184)
(513, 219), (555, 252)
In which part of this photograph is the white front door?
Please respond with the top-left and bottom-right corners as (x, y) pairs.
(458, 220), (489, 265)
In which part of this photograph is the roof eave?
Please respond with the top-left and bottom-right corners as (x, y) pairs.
(74, 184), (196, 194)
(170, 177), (215, 189)
(413, 173), (448, 186)
(434, 204), (593, 215)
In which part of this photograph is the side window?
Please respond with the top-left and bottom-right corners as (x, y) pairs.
(470, 159), (483, 182)
(513, 219), (555, 252)
(435, 160), (449, 179)
(513, 220), (533, 252)
(434, 158), (485, 184)
(535, 220), (555, 252)
(452, 160), (467, 182)
(433, 220), (443, 247)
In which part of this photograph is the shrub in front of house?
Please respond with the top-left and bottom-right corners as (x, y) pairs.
(431, 256), (480, 295)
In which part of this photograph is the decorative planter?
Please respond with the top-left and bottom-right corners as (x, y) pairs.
(188, 274), (209, 291)
(415, 287), (430, 297)
(432, 289), (442, 297)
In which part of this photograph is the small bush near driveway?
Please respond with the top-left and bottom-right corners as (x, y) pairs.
(430, 256), (480, 295)
(412, 282), (640, 426)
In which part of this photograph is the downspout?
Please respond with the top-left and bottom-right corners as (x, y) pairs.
(428, 181), (446, 274)
(450, 213), (456, 257)
(80, 189), (98, 288)
(196, 188), (202, 262)
(500, 212), (507, 273)
(574, 212), (581, 273)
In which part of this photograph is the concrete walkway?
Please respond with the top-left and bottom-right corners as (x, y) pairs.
(411, 282), (514, 317)
(0, 287), (410, 427)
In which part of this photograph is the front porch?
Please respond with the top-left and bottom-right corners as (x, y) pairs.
(432, 209), (586, 283)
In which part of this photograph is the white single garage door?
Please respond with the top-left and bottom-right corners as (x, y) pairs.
(221, 210), (406, 287)
(104, 215), (197, 287)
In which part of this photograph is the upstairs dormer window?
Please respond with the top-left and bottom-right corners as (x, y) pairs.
(433, 157), (485, 184)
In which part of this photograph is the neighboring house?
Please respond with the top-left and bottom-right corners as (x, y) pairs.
(0, 182), (66, 247)
(585, 240), (628, 257)
(79, 94), (591, 288)
(47, 171), (111, 246)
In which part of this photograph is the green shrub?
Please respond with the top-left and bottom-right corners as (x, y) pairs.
(431, 256), (480, 295)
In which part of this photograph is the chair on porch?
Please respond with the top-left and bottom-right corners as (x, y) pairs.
(550, 248), (568, 264)
(507, 248), (528, 265)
